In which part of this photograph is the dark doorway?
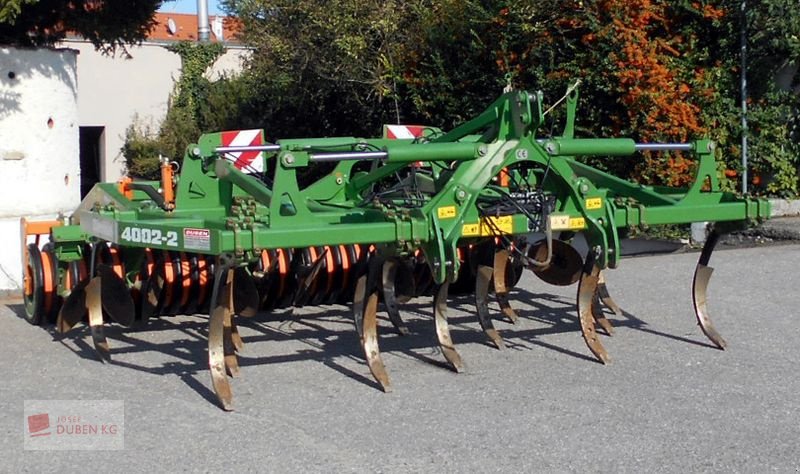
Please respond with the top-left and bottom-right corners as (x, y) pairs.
(79, 126), (104, 198)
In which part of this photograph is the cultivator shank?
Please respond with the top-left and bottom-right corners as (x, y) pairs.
(20, 84), (769, 409)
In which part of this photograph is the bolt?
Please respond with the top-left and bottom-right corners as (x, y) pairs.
(283, 153), (295, 165)
(545, 142), (557, 155)
(455, 189), (467, 201)
(336, 177), (343, 185)
(192, 147), (201, 157)
(478, 145), (488, 157)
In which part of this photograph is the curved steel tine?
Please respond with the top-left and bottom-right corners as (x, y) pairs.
(493, 249), (519, 324)
(230, 312), (244, 352)
(353, 270), (392, 392)
(692, 230), (727, 350)
(577, 252), (610, 364)
(363, 282), (392, 392)
(597, 271), (623, 317)
(434, 282), (464, 372)
(209, 267), (234, 411)
(225, 268), (241, 376)
(228, 267), (245, 355)
(223, 307), (241, 378)
(382, 258), (410, 336)
(86, 277), (111, 362)
(591, 293), (615, 336)
(475, 265), (505, 350)
(352, 269), (367, 338)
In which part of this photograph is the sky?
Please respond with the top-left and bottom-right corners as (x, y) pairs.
(158, 0), (226, 16)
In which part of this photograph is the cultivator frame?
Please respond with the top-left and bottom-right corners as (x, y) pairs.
(20, 85), (769, 410)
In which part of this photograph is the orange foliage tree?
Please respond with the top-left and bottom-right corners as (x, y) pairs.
(401, 1), (734, 186)
(532, 1), (725, 186)
(222, 0), (798, 193)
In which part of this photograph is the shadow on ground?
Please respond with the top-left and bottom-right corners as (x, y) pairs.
(4, 286), (720, 404)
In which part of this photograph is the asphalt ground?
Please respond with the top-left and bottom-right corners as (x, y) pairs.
(2, 242), (799, 472)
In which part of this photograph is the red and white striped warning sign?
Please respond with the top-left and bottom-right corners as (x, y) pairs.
(383, 125), (426, 140)
(220, 129), (264, 172)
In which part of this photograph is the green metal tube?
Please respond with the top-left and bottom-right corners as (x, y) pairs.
(281, 137), (361, 151)
(214, 160), (272, 206)
(545, 138), (636, 156)
(386, 142), (480, 163)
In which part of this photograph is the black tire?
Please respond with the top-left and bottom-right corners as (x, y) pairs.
(41, 244), (61, 324)
(22, 244), (45, 325)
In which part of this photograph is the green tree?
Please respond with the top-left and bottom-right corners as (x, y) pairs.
(0, 0), (163, 52)
(220, 0), (427, 138)
(199, 0), (800, 194)
(740, 0), (800, 193)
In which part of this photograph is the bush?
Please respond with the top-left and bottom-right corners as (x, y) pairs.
(122, 117), (161, 180)
(748, 90), (800, 196)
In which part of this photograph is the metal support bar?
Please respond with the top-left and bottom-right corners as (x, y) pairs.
(740, 0), (749, 194)
(310, 151), (388, 162)
(215, 145), (281, 154)
(310, 142), (480, 163)
(547, 139), (696, 155)
(634, 143), (694, 152)
(214, 160), (273, 206)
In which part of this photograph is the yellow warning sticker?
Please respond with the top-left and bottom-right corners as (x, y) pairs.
(462, 223), (480, 236)
(482, 215), (513, 234)
(549, 214), (571, 230)
(569, 217), (586, 230)
(585, 197), (602, 210)
(437, 206), (457, 219)
(550, 214), (586, 230)
(462, 216), (514, 236)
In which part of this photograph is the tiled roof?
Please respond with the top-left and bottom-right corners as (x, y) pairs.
(149, 12), (240, 43)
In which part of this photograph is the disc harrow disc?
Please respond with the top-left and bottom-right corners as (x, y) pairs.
(232, 266), (259, 317)
(97, 264), (135, 327)
(529, 239), (583, 286)
(57, 277), (89, 333)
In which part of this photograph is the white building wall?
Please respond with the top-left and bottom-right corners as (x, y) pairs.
(0, 47), (80, 290)
(63, 40), (248, 180)
(0, 42), (247, 291)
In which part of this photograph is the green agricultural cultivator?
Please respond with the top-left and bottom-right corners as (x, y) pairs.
(20, 85), (769, 410)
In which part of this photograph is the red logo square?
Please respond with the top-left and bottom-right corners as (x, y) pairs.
(28, 413), (51, 437)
